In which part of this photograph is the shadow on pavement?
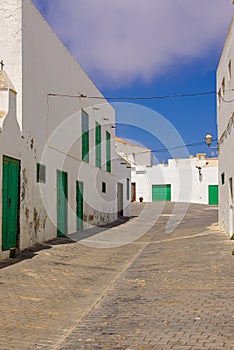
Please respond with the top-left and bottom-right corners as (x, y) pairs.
(0, 216), (135, 270)
(0, 237), (73, 270)
(69, 216), (133, 242)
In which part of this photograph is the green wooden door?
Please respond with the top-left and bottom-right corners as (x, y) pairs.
(2, 156), (20, 251)
(208, 185), (218, 205)
(76, 181), (83, 230)
(152, 184), (171, 201)
(57, 170), (68, 237)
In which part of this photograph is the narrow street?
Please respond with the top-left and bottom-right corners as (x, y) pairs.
(0, 203), (233, 350)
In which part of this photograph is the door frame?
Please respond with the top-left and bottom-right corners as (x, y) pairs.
(76, 180), (84, 231)
(229, 178), (233, 236)
(57, 170), (68, 237)
(131, 182), (136, 202)
(2, 155), (21, 251)
(208, 184), (218, 205)
(152, 184), (171, 201)
(117, 182), (124, 217)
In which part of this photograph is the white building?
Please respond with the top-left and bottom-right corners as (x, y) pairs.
(115, 136), (152, 166)
(217, 15), (234, 238)
(132, 156), (218, 204)
(116, 138), (218, 205)
(0, 0), (130, 259)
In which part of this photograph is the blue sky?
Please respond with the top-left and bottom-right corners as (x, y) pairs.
(33, 0), (233, 161)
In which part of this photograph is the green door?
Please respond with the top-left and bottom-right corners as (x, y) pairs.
(57, 170), (68, 237)
(2, 156), (20, 251)
(76, 181), (83, 230)
(152, 184), (171, 201)
(208, 185), (218, 205)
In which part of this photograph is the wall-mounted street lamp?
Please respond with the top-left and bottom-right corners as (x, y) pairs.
(205, 133), (213, 147)
(205, 133), (218, 150)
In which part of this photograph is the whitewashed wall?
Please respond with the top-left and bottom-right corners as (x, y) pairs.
(0, 0), (129, 257)
(113, 157), (131, 217)
(0, 84), (22, 259)
(21, 0), (118, 248)
(132, 158), (218, 205)
(0, 0), (23, 128)
(217, 15), (234, 237)
(115, 138), (152, 166)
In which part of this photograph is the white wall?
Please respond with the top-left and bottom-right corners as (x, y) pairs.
(0, 0), (23, 128)
(113, 157), (131, 217)
(132, 157), (218, 205)
(115, 138), (152, 166)
(217, 15), (234, 237)
(0, 85), (22, 259)
(0, 0), (131, 257)
(19, 0), (119, 248)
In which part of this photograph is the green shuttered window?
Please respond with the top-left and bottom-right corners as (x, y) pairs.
(82, 110), (89, 162)
(106, 131), (111, 173)
(96, 122), (101, 168)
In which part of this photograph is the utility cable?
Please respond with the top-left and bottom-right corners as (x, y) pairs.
(48, 89), (234, 104)
(123, 139), (218, 155)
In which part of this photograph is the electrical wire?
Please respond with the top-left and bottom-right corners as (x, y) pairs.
(48, 89), (234, 103)
(123, 139), (218, 155)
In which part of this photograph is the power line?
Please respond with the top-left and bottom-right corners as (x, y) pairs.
(48, 90), (234, 103)
(151, 141), (207, 153)
(124, 139), (218, 155)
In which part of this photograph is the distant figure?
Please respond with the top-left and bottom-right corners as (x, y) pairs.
(139, 196), (143, 203)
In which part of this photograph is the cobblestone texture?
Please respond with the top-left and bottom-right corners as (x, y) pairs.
(0, 203), (233, 349)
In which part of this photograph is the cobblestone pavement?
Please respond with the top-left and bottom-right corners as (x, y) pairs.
(0, 203), (233, 350)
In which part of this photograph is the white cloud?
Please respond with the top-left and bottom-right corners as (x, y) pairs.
(33, 0), (233, 86)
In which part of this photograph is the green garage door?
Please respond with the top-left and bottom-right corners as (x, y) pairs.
(152, 184), (171, 201)
(208, 185), (218, 205)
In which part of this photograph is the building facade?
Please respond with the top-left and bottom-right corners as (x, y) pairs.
(131, 156), (218, 205)
(115, 136), (152, 167)
(116, 138), (218, 205)
(217, 15), (234, 238)
(0, 0), (131, 259)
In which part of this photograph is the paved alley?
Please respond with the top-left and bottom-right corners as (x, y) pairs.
(0, 203), (233, 350)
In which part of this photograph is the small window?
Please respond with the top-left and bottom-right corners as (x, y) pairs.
(136, 170), (147, 174)
(198, 154), (206, 160)
(228, 60), (232, 80)
(221, 172), (225, 185)
(37, 163), (46, 183)
(102, 182), (106, 193)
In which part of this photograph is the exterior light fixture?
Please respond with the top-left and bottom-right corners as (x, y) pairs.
(205, 133), (219, 152)
(205, 133), (213, 147)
